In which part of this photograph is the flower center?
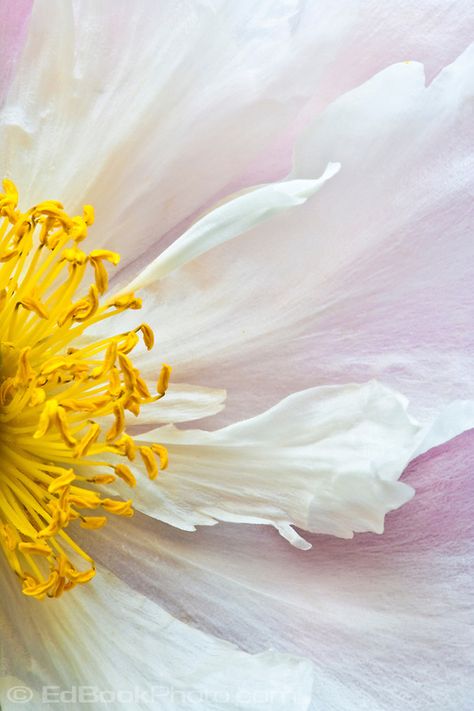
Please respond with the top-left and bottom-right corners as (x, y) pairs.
(0, 180), (170, 600)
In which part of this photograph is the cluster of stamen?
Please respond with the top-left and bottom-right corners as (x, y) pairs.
(0, 180), (170, 599)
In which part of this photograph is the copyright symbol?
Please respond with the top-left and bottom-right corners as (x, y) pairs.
(6, 686), (33, 703)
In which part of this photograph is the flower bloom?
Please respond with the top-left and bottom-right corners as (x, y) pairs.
(0, 2), (473, 710)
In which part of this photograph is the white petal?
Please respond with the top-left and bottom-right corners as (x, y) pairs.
(127, 168), (339, 288)
(136, 383), (227, 426)
(128, 381), (430, 546)
(411, 399), (474, 459)
(0, 562), (313, 711)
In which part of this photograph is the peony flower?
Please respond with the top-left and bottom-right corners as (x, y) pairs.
(0, 2), (473, 709)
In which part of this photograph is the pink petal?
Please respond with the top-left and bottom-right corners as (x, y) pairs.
(0, 0), (32, 103)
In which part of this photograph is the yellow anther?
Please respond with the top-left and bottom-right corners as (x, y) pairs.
(62, 247), (88, 264)
(83, 204), (94, 226)
(74, 422), (101, 458)
(113, 433), (136, 460)
(37, 512), (62, 539)
(101, 498), (134, 517)
(134, 372), (151, 399)
(119, 330), (139, 354)
(106, 404), (125, 442)
(124, 394), (141, 416)
(139, 446), (159, 480)
(114, 463), (137, 488)
(56, 405), (77, 447)
(35, 200), (65, 217)
(48, 469), (76, 494)
(40, 356), (69, 376)
(108, 367), (123, 397)
(138, 323), (155, 350)
(22, 571), (59, 598)
(69, 215), (89, 242)
(1, 178), (18, 207)
(80, 516), (107, 530)
(58, 299), (89, 326)
(18, 295), (49, 319)
(118, 353), (136, 391)
(34, 399), (59, 439)
(157, 363), (172, 396)
(58, 284), (99, 325)
(89, 251), (120, 294)
(93, 259), (108, 293)
(15, 347), (36, 384)
(75, 283), (100, 322)
(110, 292), (142, 310)
(66, 565), (96, 584)
(151, 443), (169, 470)
(89, 249), (120, 265)
(69, 490), (102, 509)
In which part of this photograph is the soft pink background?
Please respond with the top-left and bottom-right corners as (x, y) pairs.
(0, 0), (32, 102)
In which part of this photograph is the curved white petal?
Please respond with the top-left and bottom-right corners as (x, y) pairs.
(129, 381), (474, 546)
(135, 383), (227, 426)
(89, 429), (474, 711)
(127, 168), (339, 288)
(0, 563), (313, 711)
(131, 47), (474, 428)
(126, 381), (430, 547)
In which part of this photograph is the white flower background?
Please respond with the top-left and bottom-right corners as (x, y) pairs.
(0, 2), (473, 710)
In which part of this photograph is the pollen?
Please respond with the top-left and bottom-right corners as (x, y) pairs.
(0, 180), (170, 600)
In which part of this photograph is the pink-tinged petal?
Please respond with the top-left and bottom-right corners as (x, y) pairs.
(234, 0), (474, 189)
(133, 47), (474, 427)
(0, 0), (32, 104)
(89, 429), (474, 711)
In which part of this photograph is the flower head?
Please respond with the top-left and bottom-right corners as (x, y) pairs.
(0, 2), (473, 710)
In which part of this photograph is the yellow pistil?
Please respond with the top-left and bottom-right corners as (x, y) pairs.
(0, 180), (170, 600)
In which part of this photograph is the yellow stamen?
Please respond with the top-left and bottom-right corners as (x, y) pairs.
(151, 443), (169, 470)
(80, 516), (108, 530)
(139, 446), (160, 480)
(0, 180), (169, 600)
(157, 363), (172, 397)
(114, 463), (137, 488)
(138, 323), (154, 350)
